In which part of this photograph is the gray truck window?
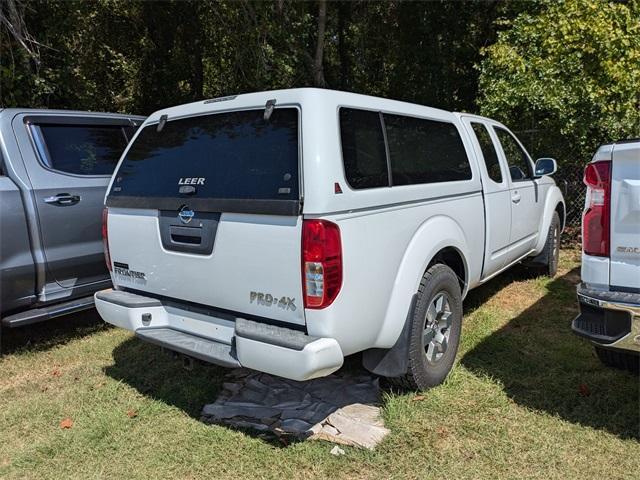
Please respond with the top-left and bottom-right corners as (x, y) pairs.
(470, 122), (502, 183)
(494, 127), (532, 182)
(384, 114), (471, 185)
(339, 108), (389, 189)
(110, 108), (299, 200)
(33, 124), (129, 175)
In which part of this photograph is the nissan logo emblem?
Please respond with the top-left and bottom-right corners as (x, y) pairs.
(178, 205), (195, 224)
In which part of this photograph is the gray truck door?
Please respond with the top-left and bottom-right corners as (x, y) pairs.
(11, 114), (136, 293)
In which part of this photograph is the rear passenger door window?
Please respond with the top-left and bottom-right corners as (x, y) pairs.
(30, 124), (129, 176)
(470, 122), (502, 183)
(339, 108), (389, 189)
(383, 114), (471, 185)
(494, 127), (533, 182)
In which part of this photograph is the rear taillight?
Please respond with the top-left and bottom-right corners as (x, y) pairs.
(583, 161), (611, 257)
(102, 207), (112, 271)
(302, 219), (342, 309)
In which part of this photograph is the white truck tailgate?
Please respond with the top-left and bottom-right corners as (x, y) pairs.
(610, 141), (640, 290)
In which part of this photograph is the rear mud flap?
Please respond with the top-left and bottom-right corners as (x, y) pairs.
(362, 294), (416, 377)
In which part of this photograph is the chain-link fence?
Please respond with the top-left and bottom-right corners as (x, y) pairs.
(555, 166), (584, 246)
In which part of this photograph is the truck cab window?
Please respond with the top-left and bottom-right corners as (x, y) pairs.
(384, 114), (471, 185)
(339, 108), (389, 189)
(470, 122), (502, 183)
(494, 128), (533, 182)
(31, 124), (129, 175)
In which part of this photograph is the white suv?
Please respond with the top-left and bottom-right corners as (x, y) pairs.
(96, 89), (565, 389)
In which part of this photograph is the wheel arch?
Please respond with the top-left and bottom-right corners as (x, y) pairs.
(372, 215), (472, 350)
(427, 246), (467, 296)
(533, 185), (565, 253)
(362, 217), (471, 377)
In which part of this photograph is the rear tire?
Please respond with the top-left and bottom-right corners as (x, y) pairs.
(525, 211), (560, 277)
(595, 346), (639, 374)
(387, 264), (463, 391)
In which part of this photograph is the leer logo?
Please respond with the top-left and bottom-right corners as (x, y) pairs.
(178, 177), (205, 185)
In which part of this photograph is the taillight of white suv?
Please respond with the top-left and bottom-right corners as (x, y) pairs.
(583, 161), (611, 257)
(302, 219), (342, 308)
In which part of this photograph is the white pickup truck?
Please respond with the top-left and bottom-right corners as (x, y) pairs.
(573, 139), (640, 373)
(95, 89), (565, 389)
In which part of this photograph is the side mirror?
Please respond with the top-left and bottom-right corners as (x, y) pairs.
(535, 158), (557, 177)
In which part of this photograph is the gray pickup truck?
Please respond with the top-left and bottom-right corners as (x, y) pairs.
(0, 108), (144, 338)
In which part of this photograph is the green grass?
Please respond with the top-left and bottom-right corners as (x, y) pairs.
(1, 249), (638, 479)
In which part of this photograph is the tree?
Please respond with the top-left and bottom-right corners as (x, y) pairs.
(0, 0), (538, 115)
(312, 0), (327, 87)
(477, 0), (640, 164)
(0, 0), (41, 64)
(0, 0), (42, 107)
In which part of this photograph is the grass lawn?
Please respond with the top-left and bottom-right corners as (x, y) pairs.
(1, 249), (638, 479)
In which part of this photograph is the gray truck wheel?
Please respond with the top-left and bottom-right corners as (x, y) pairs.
(526, 211), (560, 277)
(387, 264), (463, 390)
(595, 346), (639, 374)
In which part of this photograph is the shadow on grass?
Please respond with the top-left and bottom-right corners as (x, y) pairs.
(105, 337), (374, 446)
(0, 308), (106, 355)
(104, 338), (366, 421)
(105, 338), (370, 447)
(462, 267), (640, 440)
(104, 339), (228, 419)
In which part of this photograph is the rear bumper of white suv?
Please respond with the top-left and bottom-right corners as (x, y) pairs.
(94, 289), (344, 381)
(572, 283), (640, 353)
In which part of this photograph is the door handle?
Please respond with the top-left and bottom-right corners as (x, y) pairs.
(511, 192), (521, 204)
(44, 193), (81, 206)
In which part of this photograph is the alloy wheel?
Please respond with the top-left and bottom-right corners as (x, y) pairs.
(423, 292), (452, 363)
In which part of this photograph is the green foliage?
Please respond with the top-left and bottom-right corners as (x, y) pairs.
(1, 0), (143, 112)
(478, 0), (640, 164)
(1, 1), (532, 115)
(7, 0), (636, 163)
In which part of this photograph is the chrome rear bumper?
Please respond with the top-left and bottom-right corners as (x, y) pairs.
(573, 284), (640, 353)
